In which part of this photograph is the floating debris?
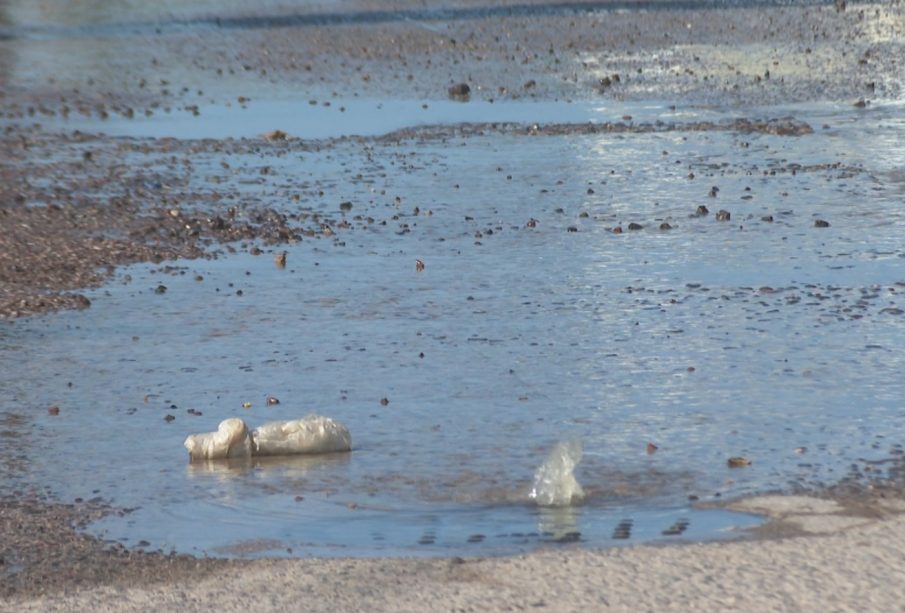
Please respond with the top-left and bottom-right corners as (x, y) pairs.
(728, 456), (751, 468)
(529, 440), (584, 507)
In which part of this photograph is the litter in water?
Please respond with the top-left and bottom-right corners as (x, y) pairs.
(184, 415), (351, 460)
(529, 440), (585, 507)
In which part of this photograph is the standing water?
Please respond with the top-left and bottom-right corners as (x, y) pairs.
(2, 99), (905, 556)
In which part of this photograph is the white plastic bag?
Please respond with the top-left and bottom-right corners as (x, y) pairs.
(251, 415), (352, 456)
(529, 440), (585, 507)
(183, 418), (254, 461)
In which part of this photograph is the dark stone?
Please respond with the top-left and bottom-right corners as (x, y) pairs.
(448, 83), (470, 100)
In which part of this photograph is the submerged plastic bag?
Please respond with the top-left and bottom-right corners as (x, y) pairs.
(529, 440), (585, 507)
(251, 415), (352, 456)
(183, 417), (254, 461)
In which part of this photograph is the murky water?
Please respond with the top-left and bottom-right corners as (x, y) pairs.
(2, 99), (905, 556)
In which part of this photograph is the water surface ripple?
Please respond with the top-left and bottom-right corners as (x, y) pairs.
(1, 102), (904, 556)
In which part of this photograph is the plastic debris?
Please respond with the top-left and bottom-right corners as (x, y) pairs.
(529, 440), (585, 507)
(252, 415), (351, 456)
(183, 417), (253, 460)
(184, 415), (351, 461)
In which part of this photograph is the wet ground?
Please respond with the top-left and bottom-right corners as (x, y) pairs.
(1, 0), (905, 598)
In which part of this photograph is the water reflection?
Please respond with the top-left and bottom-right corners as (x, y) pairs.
(537, 506), (582, 542)
(186, 452), (351, 480)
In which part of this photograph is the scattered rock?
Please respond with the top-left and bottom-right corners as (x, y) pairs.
(716, 210), (731, 221)
(727, 456), (751, 468)
(815, 219), (830, 228)
(263, 130), (287, 141)
(448, 83), (471, 101)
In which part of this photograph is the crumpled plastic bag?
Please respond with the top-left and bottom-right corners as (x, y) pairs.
(183, 417), (254, 461)
(529, 440), (585, 507)
(251, 415), (352, 456)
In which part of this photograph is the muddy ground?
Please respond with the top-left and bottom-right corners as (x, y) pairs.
(2, 1), (902, 319)
(1, 0), (904, 601)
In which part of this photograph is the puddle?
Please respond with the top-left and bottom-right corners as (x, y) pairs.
(11, 97), (729, 140)
(0, 1), (833, 40)
(2, 99), (905, 557)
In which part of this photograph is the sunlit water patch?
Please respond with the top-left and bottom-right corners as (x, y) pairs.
(2, 102), (905, 556)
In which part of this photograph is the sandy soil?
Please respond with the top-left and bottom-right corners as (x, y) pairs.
(2, 1), (905, 610)
(7, 494), (905, 612)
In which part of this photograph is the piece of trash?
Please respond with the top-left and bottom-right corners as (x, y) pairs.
(274, 252), (287, 268)
(184, 415), (350, 460)
(184, 418), (253, 460)
(252, 415), (352, 456)
(48, 405), (60, 416)
(266, 396), (280, 406)
(415, 259), (425, 272)
(242, 401), (252, 409)
(646, 442), (658, 454)
(529, 440), (585, 507)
